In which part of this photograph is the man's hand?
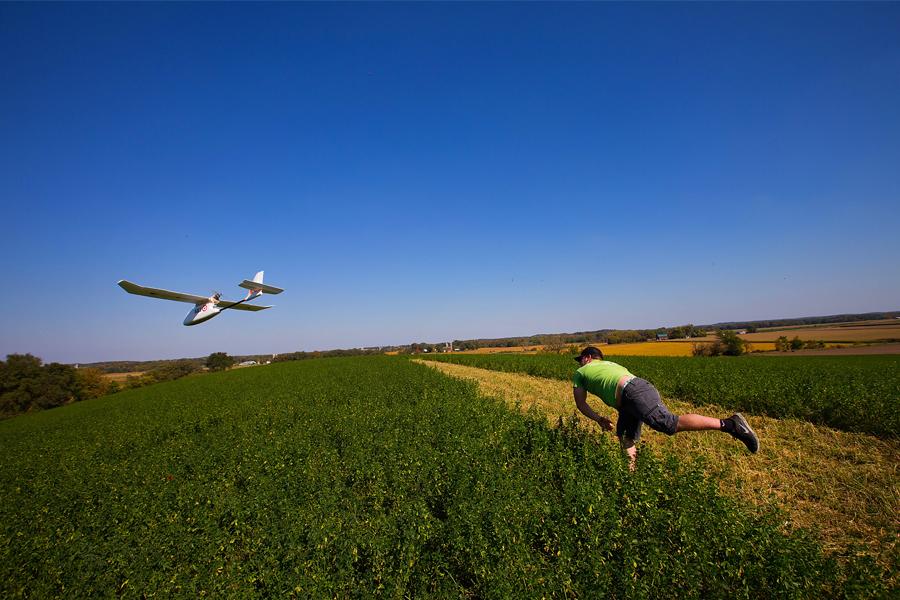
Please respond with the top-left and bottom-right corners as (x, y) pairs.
(596, 416), (614, 431)
(574, 387), (615, 432)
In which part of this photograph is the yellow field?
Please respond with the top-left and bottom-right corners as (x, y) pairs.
(455, 345), (544, 354)
(100, 371), (144, 382)
(602, 340), (773, 355)
(601, 341), (694, 356)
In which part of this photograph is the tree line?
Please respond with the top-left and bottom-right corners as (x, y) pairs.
(403, 324), (709, 354)
(272, 348), (383, 362)
(774, 337), (826, 352)
(700, 311), (899, 331)
(1, 354), (116, 419)
(1, 352), (241, 420)
(402, 310), (897, 353)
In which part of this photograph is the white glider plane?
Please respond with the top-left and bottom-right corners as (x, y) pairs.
(118, 271), (284, 326)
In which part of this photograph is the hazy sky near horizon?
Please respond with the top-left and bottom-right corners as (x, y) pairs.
(2, 2), (899, 363)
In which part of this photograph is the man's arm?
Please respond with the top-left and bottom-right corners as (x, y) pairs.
(573, 386), (614, 431)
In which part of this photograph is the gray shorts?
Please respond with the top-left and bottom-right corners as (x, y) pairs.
(616, 378), (679, 444)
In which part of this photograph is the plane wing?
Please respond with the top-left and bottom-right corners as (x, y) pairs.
(217, 300), (272, 311)
(118, 280), (210, 304)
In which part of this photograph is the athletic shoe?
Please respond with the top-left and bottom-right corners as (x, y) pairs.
(728, 413), (759, 453)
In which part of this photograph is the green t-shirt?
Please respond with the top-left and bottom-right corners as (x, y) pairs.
(572, 360), (633, 408)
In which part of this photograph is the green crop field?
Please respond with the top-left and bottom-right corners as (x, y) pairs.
(0, 357), (891, 597)
(420, 354), (900, 437)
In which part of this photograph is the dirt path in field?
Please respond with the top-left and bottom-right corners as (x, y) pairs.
(416, 360), (899, 566)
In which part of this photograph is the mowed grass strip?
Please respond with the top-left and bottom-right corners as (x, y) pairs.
(419, 360), (900, 575)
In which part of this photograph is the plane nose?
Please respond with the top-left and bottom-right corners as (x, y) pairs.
(184, 306), (200, 325)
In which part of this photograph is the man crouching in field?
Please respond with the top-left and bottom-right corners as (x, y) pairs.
(572, 346), (758, 470)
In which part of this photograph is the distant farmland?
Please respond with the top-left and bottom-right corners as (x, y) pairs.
(603, 340), (777, 356)
(432, 320), (900, 359)
(100, 371), (145, 382)
(741, 319), (900, 344)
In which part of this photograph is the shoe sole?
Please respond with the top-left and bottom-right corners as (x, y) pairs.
(732, 413), (759, 453)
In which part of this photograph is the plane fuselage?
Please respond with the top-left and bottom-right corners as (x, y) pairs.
(184, 302), (222, 326)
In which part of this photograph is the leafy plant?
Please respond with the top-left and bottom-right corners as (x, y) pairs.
(206, 352), (235, 372)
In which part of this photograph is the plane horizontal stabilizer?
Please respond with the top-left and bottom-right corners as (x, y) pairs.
(239, 280), (284, 294)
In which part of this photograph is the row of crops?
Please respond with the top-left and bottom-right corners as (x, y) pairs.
(0, 357), (891, 597)
(420, 353), (900, 436)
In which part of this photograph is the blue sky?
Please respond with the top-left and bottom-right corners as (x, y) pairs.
(2, 2), (899, 363)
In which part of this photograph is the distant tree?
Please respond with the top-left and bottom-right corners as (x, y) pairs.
(687, 325), (707, 338)
(790, 337), (804, 352)
(775, 336), (791, 352)
(125, 374), (151, 389)
(676, 325), (704, 339)
(206, 352), (234, 372)
(0, 354), (44, 416)
(693, 331), (746, 357)
(150, 360), (201, 382)
(716, 330), (748, 356)
(0, 354), (43, 392)
(692, 342), (718, 357)
(543, 337), (566, 353)
(75, 368), (116, 399)
(35, 363), (80, 409)
(746, 325), (758, 334)
(0, 354), (82, 418)
(608, 330), (647, 345)
(670, 325), (705, 339)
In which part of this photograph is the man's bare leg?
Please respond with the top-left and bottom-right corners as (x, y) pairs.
(676, 413), (760, 453)
(675, 414), (721, 432)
